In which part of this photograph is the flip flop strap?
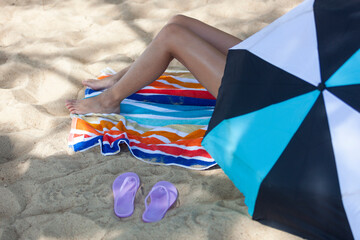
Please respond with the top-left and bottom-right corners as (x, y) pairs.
(118, 176), (137, 198)
(144, 185), (171, 210)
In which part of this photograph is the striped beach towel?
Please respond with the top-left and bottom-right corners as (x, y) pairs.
(68, 68), (216, 170)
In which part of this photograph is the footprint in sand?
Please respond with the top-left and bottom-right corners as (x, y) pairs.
(17, 212), (106, 240)
(0, 51), (8, 65)
(0, 187), (21, 220)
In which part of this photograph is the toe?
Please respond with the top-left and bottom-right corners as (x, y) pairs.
(65, 100), (77, 113)
(65, 100), (74, 107)
(82, 79), (89, 85)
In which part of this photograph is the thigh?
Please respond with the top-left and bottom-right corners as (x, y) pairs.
(169, 15), (242, 55)
(162, 23), (228, 98)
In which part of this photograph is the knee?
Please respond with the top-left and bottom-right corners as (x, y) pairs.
(159, 14), (192, 39)
(156, 22), (185, 45)
(167, 14), (189, 26)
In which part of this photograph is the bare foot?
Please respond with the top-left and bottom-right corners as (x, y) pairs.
(82, 75), (119, 90)
(65, 92), (120, 114)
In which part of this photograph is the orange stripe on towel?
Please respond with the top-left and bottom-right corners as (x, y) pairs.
(74, 118), (102, 136)
(155, 76), (204, 89)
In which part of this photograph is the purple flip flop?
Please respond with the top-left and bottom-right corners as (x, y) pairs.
(112, 172), (140, 218)
(142, 181), (178, 223)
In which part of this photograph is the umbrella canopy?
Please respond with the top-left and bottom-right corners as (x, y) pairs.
(202, 0), (360, 239)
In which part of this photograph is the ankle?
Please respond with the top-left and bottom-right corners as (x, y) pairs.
(101, 89), (123, 108)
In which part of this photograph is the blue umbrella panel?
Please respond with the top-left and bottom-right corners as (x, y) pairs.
(202, 0), (360, 239)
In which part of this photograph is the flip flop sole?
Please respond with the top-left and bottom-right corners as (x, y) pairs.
(142, 181), (178, 222)
(112, 172), (140, 218)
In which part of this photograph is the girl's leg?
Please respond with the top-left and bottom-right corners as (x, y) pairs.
(82, 15), (241, 90)
(168, 15), (241, 55)
(82, 66), (130, 90)
(66, 23), (228, 114)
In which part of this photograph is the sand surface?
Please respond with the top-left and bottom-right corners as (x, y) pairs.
(0, 0), (304, 239)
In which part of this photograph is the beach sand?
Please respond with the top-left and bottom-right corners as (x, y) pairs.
(0, 0), (304, 239)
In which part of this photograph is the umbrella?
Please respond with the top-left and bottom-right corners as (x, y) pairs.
(202, 0), (360, 239)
